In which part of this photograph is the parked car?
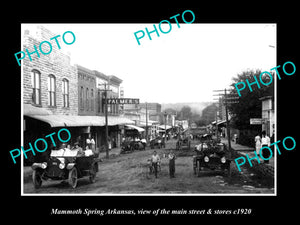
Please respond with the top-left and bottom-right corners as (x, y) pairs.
(193, 134), (231, 176)
(121, 140), (145, 154)
(150, 137), (165, 149)
(31, 149), (100, 189)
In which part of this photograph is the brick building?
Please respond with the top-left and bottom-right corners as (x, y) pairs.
(77, 65), (96, 116)
(22, 25), (78, 164)
(22, 26), (133, 164)
(23, 25), (78, 115)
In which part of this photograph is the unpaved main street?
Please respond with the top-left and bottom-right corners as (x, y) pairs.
(23, 139), (274, 194)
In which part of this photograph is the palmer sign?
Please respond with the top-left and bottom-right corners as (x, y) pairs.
(106, 98), (139, 104)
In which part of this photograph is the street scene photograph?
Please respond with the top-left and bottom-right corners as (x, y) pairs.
(21, 23), (276, 195)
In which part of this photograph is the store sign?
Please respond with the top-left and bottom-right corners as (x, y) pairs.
(250, 118), (263, 125)
(106, 98), (139, 104)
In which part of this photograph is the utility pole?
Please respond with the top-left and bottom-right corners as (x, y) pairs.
(213, 89), (239, 158)
(99, 82), (112, 159)
(164, 111), (167, 147)
(145, 102), (148, 143)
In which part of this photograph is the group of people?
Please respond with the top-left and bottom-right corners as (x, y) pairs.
(150, 150), (176, 178)
(254, 131), (272, 164)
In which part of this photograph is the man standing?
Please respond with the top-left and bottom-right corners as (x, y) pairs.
(261, 131), (271, 163)
(151, 151), (160, 178)
(168, 150), (176, 178)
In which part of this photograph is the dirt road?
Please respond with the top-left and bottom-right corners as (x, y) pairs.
(23, 139), (274, 194)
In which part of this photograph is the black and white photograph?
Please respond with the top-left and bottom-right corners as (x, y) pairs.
(4, 4), (298, 221)
(20, 23), (277, 195)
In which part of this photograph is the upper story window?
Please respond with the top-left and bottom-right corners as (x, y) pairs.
(48, 74), (56, 106)
(62, 78), (69, 107)
(86, 88), (89, 110)
(90, 89), (94, 111)
(80, 86), (84, 109)
(31, 70), (41, 105)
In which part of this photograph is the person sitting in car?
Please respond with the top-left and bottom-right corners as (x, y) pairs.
(72, 142), (84, 157)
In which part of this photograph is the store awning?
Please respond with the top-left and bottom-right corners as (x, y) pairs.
(26, 114), (135, 127)
(25, 114), (134, 128)
(125, 124), (145, 132)
(158, 125), (172, 130)
(212, 120), (227, 126)
(23, 103), (134, 127)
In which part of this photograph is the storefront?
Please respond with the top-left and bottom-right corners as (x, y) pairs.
(23, 104), (134, 164)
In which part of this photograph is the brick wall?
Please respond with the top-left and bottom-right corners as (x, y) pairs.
(22, 25), (78, 115)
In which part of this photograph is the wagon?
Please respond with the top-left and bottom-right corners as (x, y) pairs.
(176, 137), (191, 150)
(31, 149), (100, 189)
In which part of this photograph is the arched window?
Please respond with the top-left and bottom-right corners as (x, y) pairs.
(86, 88), (89, 110)
(80, 86), (84, 109)
(90, 89), (94, 111)
(48, 74), (56, 106)
(62, 78), (69, 107)
(31, 70), (41, 105)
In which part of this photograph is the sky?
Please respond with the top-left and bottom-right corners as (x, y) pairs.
(22, 23), (276, 103)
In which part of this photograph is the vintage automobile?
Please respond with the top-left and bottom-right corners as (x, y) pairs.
(176, 137), (191, 150)
(121, 140), (145, 153)
(150, 137), (165, 149)
(193, 134), (231, 176)
(31, 148), (100, 189)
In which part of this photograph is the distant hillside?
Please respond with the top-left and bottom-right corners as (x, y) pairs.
(161, 102), (212, 116)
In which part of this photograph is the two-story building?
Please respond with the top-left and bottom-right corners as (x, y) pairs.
(23, 25), (78, 164)
(22, 26), (133, 164)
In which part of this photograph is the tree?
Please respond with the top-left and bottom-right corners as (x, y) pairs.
(177, 106), (193, 120)
(228, 69), (274, 130)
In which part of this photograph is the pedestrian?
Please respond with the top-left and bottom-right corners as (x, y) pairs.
(141, 137), (147, 149)
(261, 131), (271, 163)
(108, 137), (112, 151)
(168, 150), (176, 178)
(254, 133), (262, 155)
(86, 133), (95, 150)
(151, 151), (160, 178)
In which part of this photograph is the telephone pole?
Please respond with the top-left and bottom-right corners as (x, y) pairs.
(99, 82), (112, 159)
(213, 88), (239, 158)
(145, 102), (148, 143)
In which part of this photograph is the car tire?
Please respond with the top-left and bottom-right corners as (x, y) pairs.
(68, 167), (78, 188)
(32, 169), (42, 189)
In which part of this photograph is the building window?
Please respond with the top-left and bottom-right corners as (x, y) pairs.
(91, 89), (94, 111)
(31, 70), (41, 105)
(86, 88), (89, 111)
(101, 92), (105, 114)
(97, 91), (101, 113)
(62, 78), (69, 107)
(48, 74), (56, 106)
(80, 86), (84, 109)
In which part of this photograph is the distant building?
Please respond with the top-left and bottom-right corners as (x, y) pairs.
(260, 96), (275, 137)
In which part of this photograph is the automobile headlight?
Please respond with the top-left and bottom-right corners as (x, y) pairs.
(204, 156), (209, 162)
(41, 162), (47, 169)
(221, 156), (226, 163)
(59, 163), (65, 169)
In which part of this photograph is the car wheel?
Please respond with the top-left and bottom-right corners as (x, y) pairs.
(32, 170), (42, 189)
(68, 167), (78, 188)
(89, 163), (97, 183)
